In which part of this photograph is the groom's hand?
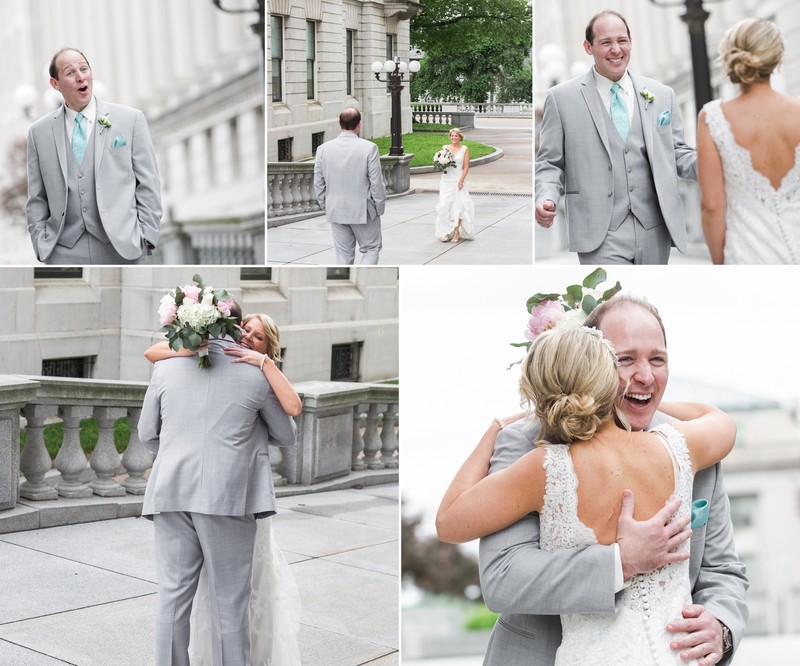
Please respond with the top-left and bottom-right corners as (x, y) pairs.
(616, 489), (691, 580)
(666, 605), (724, 665)
(535, 199), (556, 227)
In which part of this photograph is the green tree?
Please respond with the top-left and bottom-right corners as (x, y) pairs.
(410, 0), (532, 103)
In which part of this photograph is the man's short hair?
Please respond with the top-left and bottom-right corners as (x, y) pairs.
(339, 107), (362, 131)
(584, 293), (667, 346)
(49, 47), (91, 80)
(585, 10), (631, 44)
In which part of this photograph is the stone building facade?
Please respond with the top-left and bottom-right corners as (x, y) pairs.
(267, 0), (423, 162)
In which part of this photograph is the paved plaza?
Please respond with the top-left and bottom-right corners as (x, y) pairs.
(267, 117), (533, 266)
(0, 484), (399, 666)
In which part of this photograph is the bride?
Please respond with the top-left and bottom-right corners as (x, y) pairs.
(145, 312), (302, 665)
(698, 18), (800, 264)
(435, 128), (476, 243)
(436, 327), (736, 664)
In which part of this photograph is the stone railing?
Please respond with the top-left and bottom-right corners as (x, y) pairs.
(411, 104), (475, 129)
(154, 214), (265, 265)
(0, 375), (398, 521)
(458, 102), (533, 116)
(267, 155), (414, 227)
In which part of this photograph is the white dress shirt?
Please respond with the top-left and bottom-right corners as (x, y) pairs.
(593, 69), (635, 125)
(64, 96), (97, 147)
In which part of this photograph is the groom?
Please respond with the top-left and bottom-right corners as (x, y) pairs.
(26, 47), (162, 264)
(139, 317), (297, 665)
(480, 294), (748, 665)
(535, 11), (696, 264)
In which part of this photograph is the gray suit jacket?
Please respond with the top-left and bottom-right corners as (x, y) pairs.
(480, 415), (749, 666)
(139, 338), (297, 518)
(26, 97), (162, 261)
(535, 69), (696, 253)
(314, 131), (386, 226)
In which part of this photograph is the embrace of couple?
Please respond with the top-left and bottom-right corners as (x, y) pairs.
(437, 294), (748, 665)
(139, 308), (302, 665)
(535, 11), (800, 265)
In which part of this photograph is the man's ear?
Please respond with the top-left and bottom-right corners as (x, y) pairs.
(582, 40), (592, 56)
(49, 77), (60, 92)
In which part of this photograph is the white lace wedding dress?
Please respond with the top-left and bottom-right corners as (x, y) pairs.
(435, 146), (476, 239)
(187, 518), (302, 665)
(703, 99), (800, 264)
(540, 424), (698, 665)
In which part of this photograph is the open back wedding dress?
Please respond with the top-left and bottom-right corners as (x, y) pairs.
(703, 99), (800, 264)
(540, 424), (698, 666)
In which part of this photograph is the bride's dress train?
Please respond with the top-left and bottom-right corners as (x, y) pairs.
(188, 518), (302, 665)
(541, 424), (698, 665)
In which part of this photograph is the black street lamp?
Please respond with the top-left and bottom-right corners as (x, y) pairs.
(372, 57), (421, 156)
(649, 0), (728, 111)
(212, 0), (265, 68)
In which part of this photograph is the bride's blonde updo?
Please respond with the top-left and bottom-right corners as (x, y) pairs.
(720, 18), (783, 85)
(520, 327), (621, 446)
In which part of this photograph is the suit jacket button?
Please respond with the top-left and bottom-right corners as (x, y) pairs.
(608, 191), (613, 197)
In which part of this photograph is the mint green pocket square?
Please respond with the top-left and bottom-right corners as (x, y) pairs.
(657, 110), (671, 127)
(112, 132), (127, 148)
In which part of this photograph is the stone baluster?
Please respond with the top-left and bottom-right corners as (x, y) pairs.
(269, 172), (284, 217)
(362, 403), (384, 470)
(121, 407), (153, 495)
(19, 404), (59, 500)
(290, 172), (304, 215)
(270, 444), (287, 486)
(302, 171), (317, 213)
(90, 407), (127, 497)
(380, 403), (399, 469)
(351, 404), (366, 471)
(280, 172), (294, 215)
(55, 405), (94, 498)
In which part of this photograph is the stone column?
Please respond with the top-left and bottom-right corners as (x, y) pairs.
(55, 405), (94, 499)
(362, 402), (384, 470)
(0, 377), (41, 510)
(351, 404), (367, 471)
(380, 403), (399, 469)
(89, 407), (128, 497)
(122, 407), (153, 495)
(19, 404), (59, 501)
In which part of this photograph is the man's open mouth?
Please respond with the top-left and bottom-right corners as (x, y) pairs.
(624, 392), (652, 406)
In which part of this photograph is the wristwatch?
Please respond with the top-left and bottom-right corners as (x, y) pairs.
(720, 622), (733, 657)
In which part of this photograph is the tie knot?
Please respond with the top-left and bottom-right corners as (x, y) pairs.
(611, 82), (620, 93)
(76, 112), (85, 123)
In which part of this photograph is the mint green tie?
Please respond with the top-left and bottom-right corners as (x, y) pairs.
(610, 83), (629, 143)
(72, 112), (87, 164)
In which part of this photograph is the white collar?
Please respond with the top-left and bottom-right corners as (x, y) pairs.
(593, 69), (634, 100)
(64, 96), (97, 126)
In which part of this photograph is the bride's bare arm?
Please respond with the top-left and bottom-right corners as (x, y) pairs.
(697, 111), (726, 265)
(144, 340), (202, 362)
(224, 347), (302, 417)
(659, 401), (736, 471)
(436, 413), (541, 544)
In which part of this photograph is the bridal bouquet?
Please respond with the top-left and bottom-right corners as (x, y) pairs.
(510, 268), (621, 364)
(158, 274), (241, 368)
(432, 147), (456, 173)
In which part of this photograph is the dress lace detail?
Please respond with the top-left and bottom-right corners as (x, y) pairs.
(540, 425), (698, 666)
(435, 147), (476, 239)
(703, 99), (800, 264)
(188, 519), (302, 665)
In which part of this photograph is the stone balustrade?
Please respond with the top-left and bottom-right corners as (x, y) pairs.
(154, 214), (265, 264)
(411, 104), (476, 129)
(0, 375), (398, 520)
(267, 155), (414, 227)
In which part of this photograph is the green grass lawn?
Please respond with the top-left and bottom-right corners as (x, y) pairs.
(370, 132), (495, 168)
(412, 122), (453, 132)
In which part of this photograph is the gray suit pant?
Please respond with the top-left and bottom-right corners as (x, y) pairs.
(46, 232), (147, 265)
(330, 218), (382, 265)
(578, 212), (671, 265)
(153, 512), (257, 666)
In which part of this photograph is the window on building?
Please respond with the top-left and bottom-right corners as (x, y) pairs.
(240, 267), (272, 281)
(278, 137), (293, 162)
(42, 356), (95, 378)
(307, 21), (316, 100)
(312, 131), (325, 155)
(346, 30), (355, 96)
(34, 268), (83, 279)
(729, 493), (758, 529)
(326, 268), (351, 280)
(271, 15), (284, 102)
(331, 342), (362, 382)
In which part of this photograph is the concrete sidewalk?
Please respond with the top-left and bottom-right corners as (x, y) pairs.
(0, 484), (399, 666)
(267, 117), (533, 265)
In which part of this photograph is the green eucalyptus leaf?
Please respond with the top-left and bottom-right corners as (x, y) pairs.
(602, 281), (622, 301)
(510, 341), (531, 349)
(192, 274), (205, 289)
(583, 268), (607, 289)
(582, 294), (598, 315)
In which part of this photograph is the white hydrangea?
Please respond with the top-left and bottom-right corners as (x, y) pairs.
(176, 302), (220, 330)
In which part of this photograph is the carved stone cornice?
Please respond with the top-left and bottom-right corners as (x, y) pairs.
(383, 1), (424, 21)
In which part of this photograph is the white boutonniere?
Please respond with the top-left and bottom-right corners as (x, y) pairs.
(98, 115), (112, 133)
(640, 89), (655, 110)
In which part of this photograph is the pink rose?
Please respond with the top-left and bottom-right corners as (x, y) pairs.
(182, 284), (201, 302)
(217, 298), (234, 317)
(524, 299), (564, 341)
(158, 301), (177, 325)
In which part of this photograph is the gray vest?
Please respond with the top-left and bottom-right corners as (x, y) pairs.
(60, 124), (110, 247)
(603, 102), (665, 231)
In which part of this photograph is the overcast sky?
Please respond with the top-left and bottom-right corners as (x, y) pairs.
(400, 265), (800, 536)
